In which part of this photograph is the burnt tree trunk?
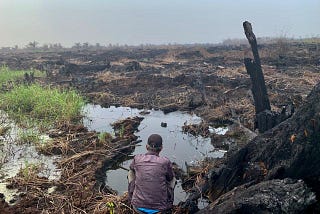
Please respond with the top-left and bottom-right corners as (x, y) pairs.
(243, 58), (270, 113)
(243, 21), (271, 133)
(243, 21), (292, 133)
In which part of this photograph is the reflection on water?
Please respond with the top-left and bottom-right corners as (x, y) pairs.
(209, 126), (229, 135)
(83, 104), (225, 204)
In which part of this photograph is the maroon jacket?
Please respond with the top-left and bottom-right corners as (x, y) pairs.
(128, 151), (175, 211)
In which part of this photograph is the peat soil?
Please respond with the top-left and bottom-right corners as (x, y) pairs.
(0, 42), (319, 213)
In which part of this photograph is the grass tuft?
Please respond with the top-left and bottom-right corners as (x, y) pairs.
(18, 129), (41, 144)
(98, 132), (113, 144)
(0, 84), (86, 128)
(20, 160), (42, 182)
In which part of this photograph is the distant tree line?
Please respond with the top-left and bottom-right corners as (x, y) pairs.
(0, 37), (319, 53)
(222, 36), (320, 46)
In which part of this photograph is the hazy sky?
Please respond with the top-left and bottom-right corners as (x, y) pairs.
(0, 0), (319, 47)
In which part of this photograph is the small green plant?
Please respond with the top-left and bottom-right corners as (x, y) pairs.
(0, 84), (85, 128)
(20, 160), (41, 181)
(98, 132), (113, 144)
(106, 201), (115, 214)
(119, 124), (125, 138)
(18, 129), (41, 144)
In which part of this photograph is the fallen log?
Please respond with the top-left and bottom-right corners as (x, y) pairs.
(197, 179), (316, 214)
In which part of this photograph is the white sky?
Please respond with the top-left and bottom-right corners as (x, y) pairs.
(0, 0), (319, 47)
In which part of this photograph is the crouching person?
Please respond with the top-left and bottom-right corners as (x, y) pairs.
(128, 134), (176, 214)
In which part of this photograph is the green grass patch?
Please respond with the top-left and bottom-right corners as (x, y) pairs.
(18, 129), (41, 144)
(0, 65), (45, 85)
(18, 129), (52, 151)
(98, 131), (113, 144)
(0, 84), (86, 128)
(20, 160), (42, 182)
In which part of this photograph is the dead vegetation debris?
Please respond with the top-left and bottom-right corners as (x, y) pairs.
(1, 117), (144, 213)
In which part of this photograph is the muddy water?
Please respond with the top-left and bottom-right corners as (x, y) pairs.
(0, 114), (60, 204)
(83, 104), (226, 205)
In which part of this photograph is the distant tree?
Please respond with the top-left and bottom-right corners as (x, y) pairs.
(83, 42), (89, 49)
(72, 43), (81, 49)
(26, 41), (39, 49)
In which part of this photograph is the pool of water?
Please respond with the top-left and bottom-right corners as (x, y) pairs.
(0, 113), (60, 204)
(83, 104), (226, 204)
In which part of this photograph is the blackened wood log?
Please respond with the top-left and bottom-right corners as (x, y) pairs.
(243, 21), (271, 114)
(243, 21), (274, 132)
(244, 58), (271, 114)
(197, 179), (316, 213)
(243, 22), (294, 133)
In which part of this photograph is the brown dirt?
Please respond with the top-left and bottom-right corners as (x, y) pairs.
(0, 41), (319, 213)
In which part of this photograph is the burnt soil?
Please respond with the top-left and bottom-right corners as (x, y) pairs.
(0, 42), (320, 213)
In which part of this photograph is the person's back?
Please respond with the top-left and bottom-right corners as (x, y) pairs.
(128, 134), (175, 213)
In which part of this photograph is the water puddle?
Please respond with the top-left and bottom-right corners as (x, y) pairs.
(83, 104), (226, 204)
(209, 126), (229, 135)
(0, 113), (60, 204)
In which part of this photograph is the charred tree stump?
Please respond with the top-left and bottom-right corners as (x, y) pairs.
(243, 58), (270, 113)
(243, 21), (293, 133)
(243, 21), (271, 132)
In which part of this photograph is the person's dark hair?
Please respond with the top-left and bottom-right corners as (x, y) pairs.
(147, 134), (163, 152)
